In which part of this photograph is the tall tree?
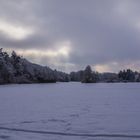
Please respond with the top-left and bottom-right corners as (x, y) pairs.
(82, 65), (96, 83)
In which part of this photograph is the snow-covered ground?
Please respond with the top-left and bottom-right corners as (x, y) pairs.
(0, 82), (140, 140)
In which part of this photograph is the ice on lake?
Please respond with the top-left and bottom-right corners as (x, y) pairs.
(0, 82), (140, 140)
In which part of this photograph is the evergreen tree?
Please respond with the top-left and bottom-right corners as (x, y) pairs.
(118, 69), (135, 82)
(82, 65), (96, 83)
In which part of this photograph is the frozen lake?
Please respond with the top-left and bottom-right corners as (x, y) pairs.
(0, 82), (140, 140)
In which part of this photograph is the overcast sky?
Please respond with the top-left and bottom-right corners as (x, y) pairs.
(0, 0), (140, 73)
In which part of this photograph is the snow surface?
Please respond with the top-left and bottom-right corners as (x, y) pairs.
(0, 82), (140, 140)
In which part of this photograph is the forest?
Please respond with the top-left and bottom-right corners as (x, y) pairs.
(0, 49), (140, 84)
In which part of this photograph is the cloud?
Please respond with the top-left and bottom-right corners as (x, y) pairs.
(0, 0), (140, 72)
(0, 19), (34, 40)
(7, 41), (71, 59)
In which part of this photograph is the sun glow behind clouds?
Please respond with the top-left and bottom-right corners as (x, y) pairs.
(13, 46), (71, 58)
(0, 20), (33, 40)
(94, 61), (140, 73)
(6, 41), (72, 65)
(94, 62), (119, 73)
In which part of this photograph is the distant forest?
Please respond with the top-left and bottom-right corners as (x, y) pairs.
(0, 49), (140, 84)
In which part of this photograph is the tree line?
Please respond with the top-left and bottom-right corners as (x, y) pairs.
(70, 65), (140, 83)
(0, 49), (140, 84)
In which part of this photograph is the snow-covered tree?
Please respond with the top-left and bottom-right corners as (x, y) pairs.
(82, 65), (97, 83)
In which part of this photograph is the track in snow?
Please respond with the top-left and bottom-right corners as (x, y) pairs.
(0, 127), (140, 139)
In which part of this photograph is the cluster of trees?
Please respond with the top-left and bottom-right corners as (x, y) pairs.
(0, 49), (69, 84)
(118, 69), (140, 82)
(0, 49), (140, 84)
(70, 65), (99, 83)
(70, 65), (140, 83)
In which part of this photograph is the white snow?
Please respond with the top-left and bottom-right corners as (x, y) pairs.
(0, 82), (140, 140)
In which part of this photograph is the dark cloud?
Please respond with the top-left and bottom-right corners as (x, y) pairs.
(0, 0), (140, 72)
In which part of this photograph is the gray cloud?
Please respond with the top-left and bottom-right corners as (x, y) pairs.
(0, 0), (140, 72)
